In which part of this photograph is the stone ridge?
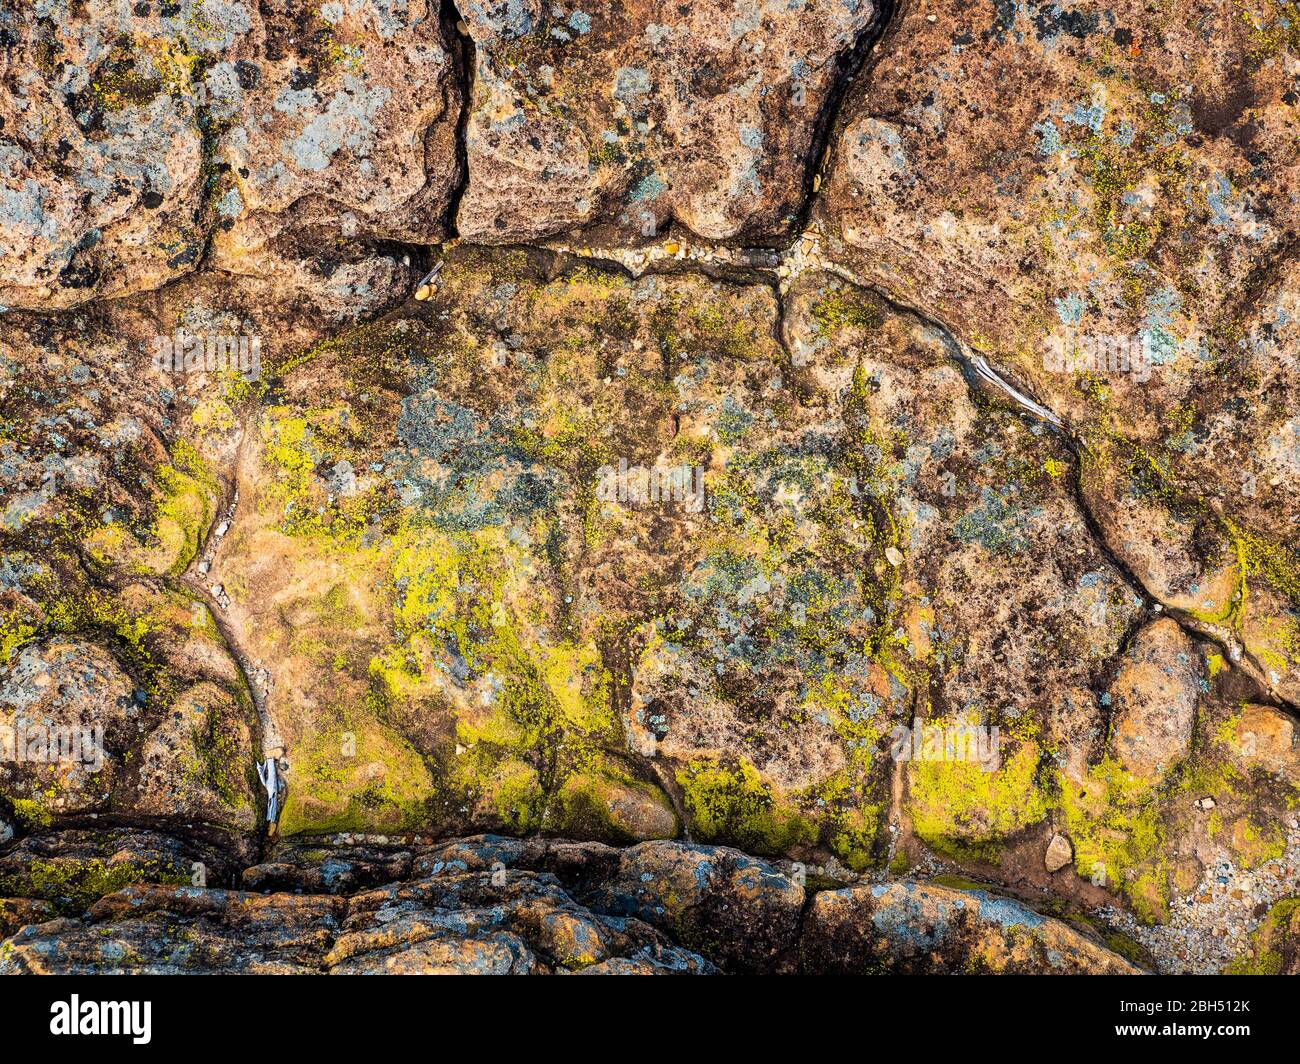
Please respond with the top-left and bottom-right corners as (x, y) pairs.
(0, 832), (1141, 975)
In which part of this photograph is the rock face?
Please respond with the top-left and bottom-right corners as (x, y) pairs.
(818, 1), (1299, 364)
(457, 0), (881, 244)
(802, 880), (1141, 975)
(0, 640), (134, 817)
(1228, 704), (1300, 785)
(2, 0), (1299, 978)
(819, 0), (1300, 719)
(0, 0), (461, 310)
(0, 832), (1139, 974)
(0, 2), (207, 309)
(1108, 618), (1200, 781)
(207, 0), (464, 272)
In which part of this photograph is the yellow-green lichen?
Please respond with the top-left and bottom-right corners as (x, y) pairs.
(277, 721), (435, 837)
(1057, 755), (1171, 922)
(0, 856), (189, 912)
(677, 757), (816, 856)
(1224, 896), (1300, 975)
(908, 725), (1050, 860)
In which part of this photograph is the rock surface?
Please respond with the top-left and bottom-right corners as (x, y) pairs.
(0, 1), (455, 311)
(1045, 833), (1074, 873)
(1, 0), (1298, 977)
(1108, 618), (1200, 781)
(802, 879), (1141, 974)
(0, 832), (1138, 974)
(457, 1), (881, 245)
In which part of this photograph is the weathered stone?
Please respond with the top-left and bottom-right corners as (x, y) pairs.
(0, 828), (238, 913)
(588, 840), (805, 974)
(1108, 618), (1200, 781)
(458, 1), (880, 244)
(800, 880), (1144, 974)
(3, 0), (1299, 978)
(214, 248), (898, 858)
(1225, 703), (1299, 785)
(208, 0), (464, 267)
(1045, 833), (1074, 873)
(819, 1), (1299, 375)
(0, 834), (1143, 974)
(0, 1), (461, 310)
(0, 640), (133, 819)
(0, 896), (54, 938)
(0, 2), (208, 309)
(818, 1), (1300, 728)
